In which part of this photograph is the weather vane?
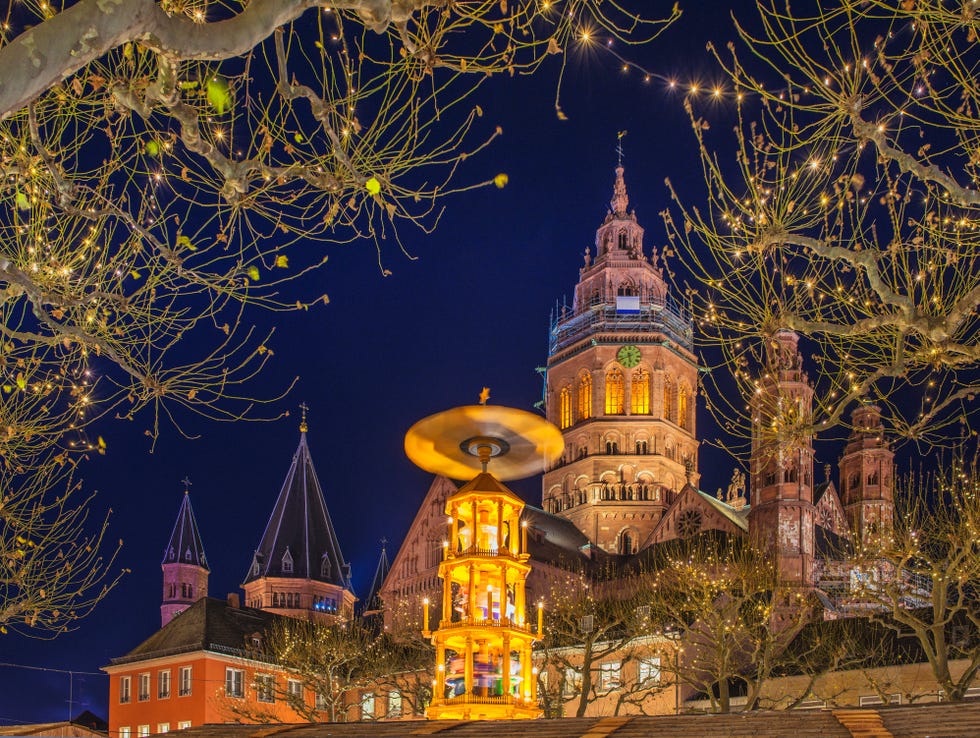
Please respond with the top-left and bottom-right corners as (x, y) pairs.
(299, 401), (309, 432)
(616, 130), (628, 166)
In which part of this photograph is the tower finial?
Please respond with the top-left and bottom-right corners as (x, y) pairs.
(610, 136), (629, 216)
(299, 401), (309, 433)
(181, 476), (192, 494)
(478, 387), (491, 405)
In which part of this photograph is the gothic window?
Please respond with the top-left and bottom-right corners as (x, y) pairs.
(663, 377), (675, 423)
(764, 469), (777, 486)
(605, 440), (619, 455)
(678, 386), (690, 429)
(631, 369), (650, 414)
(635, 440), (648, 455)
(559, 386), (573, 429)
(849, 473), (860, 491)
(677, 509), (703, 538)
(578, 374), (593, 420)
(867, 471), (879, 486)
(618, 230), (628, 250)
(617, 282), (636, 297)
(282, 549), (294, 574)
(619, 530), (636, 555)
(605, 369), (624, 415)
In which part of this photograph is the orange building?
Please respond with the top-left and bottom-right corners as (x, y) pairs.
(105, 416), (357, 735)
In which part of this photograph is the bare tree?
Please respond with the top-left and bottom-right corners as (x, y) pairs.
(663, 0), (980, 448)
(0, 460), (124, 636)
(0, 1), (677, 636)
(536, 566), (673, 717)
(649, 536), (814, 713)
(848, 455), (980, 701)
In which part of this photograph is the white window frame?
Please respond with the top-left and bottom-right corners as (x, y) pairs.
(638, 657), (661, 686)
(119, 728), (131, 738)
(286, 679), (303, 702)
(225, 667), (245, 699)
(177, 721), (191, 730)
(119, 675), (132, 704)
(158, 669), (171, 699)
(138, 673), (151, 702)
(137, 725), (150, 737)
(178, 666), (192, 697)
(598, 661), (621, 692)
(360, 693), (375, 720)
(387, 690), (402, 718)
(157, 723), (170, 734)
(256, 673), (276, 703)
(563, 666), (582, 697)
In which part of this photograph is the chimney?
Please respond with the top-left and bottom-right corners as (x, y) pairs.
(227, 593), (240, 609)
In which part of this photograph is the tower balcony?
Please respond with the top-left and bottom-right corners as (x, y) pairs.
(549, 298), (693, 356)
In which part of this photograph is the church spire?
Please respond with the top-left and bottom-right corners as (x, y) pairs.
(242, 419), (356, 621)
(161, 485), (209, 627)
(361, 539), (390, 617)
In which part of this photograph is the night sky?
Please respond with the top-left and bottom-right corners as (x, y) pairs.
(1, 2), (762, 725)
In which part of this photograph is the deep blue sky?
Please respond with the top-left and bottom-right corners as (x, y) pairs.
(1, 2), (762, 725)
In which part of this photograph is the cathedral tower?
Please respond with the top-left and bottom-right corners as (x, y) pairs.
(161, 487), (209, 627)
(542, 165), (699, 554)
(243, 413), (356, 621)
(748, 330), (816, 587)
(839, 405), (895, 543)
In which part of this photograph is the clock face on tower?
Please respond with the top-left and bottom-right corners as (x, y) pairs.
(617, 344), (642, 368)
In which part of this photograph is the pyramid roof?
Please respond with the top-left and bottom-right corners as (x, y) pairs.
(162, 492), (208, 570)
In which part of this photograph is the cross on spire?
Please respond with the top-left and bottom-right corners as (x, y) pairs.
(616, 130), (628, 166)
(181, 476), (192, 494)
(299, 401), (309, 433)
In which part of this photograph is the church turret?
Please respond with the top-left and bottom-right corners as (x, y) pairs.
(161, 485), (209, 627)
(242, 409), (356, 621)
(748, 330), (816, 587)
(361, 540), (390, 617)
(839, 405), (895, 543)
(543, 162), (698, 554)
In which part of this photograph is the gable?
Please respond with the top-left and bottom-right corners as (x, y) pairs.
(644, 486), (745, 547)
(380, 475), (457, 601)
(814, 481), (850, 539)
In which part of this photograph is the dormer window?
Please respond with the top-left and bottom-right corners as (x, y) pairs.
(167, 546), (175, 561)
(282, 549), (294, 574)
(320, 555), (331, 579)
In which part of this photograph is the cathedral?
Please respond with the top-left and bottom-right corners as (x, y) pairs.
(380, 164), (897, 623)
(105, 165), (902, 734)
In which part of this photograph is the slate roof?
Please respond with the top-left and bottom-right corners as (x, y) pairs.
(162, 491), (208, 569)
(244, 429), (351, 589)
(361, 543), (390, 615)
(696, 489), (750, 532)
(109, 597), (279, 666)
(522, 505), (598, 569)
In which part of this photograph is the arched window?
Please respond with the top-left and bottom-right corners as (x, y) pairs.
(619, 531), (635, 555)
(578, 374), (592, 420)
(559, 386), (573, 429)
(618, 230), (628, 250)
(631, 369), (650, 415)
(678, 386), (689, 429)
(663, 377), (675, 423)
(617, 282), (636, 297)
(605, 369), (624, 415)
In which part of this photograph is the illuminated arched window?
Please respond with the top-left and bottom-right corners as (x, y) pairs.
(678, 386), (689, 429)
(663, 377), (675, 423)
(605, 369), (624, 415)
(559, 386), (573, 429)
(631, 369), (650, 415)
(578, 373), (593, 420)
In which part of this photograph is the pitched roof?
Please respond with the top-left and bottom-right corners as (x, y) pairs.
(109, 597), (279, 665)
(361, 543), (390, 615)
(243, 429), (350, 589)
(162, 491), (208, 569)
(696, 489), (750, 532)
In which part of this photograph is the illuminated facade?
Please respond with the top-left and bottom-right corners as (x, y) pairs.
(426, 471), (540, 720)
(543, 165), (700, 554)
(161, 489), (209, 628)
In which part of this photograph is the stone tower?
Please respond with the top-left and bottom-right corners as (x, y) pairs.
(839, 405), (895, 543)
(243, 413), (356, 621)
(748, 330), (816, 587)
(161, 488), (209, 627)
(542, 165), (699, 554)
